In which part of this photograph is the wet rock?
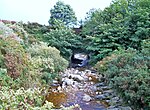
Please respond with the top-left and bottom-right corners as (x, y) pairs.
(95, 94), (107, 100)
(90, 69), (97, 73)
(85, 69), (92, 74)
(111, 97), (120, 103)
(74, 69), (79, 74)
(95, 82), (106, 87)
(107, 108), (120, 110)
(50, 83), (60, 89)
(62, 77), (75, 86)
(96, 87), (103, 92)
(98, 74), (106, 82)
(52, 80), (59, 84)
(96, 91), (102, 95)
(103, 93), (112, 98)
(63, 73), (85, 82)
(101, 86), (112, 91)
(103, 90), (114, 94)
(71, 74), (84, 82)
(119, 106), (132, 110)
(88, 76), (92, 81)
(57, 86), (62, 91)
(90, 85), (97, 91)
(103, 90), (114, 97)
(83, 94), (92, 102)
(107, 106), (132, 110)
(105, 100), (111, 103)
(107, 106), (119, 110)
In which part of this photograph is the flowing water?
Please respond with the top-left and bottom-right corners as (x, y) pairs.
(46, 68), (109, 110)
(45, 68), (132, 110)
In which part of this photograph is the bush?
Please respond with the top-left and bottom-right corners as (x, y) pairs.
(7, 22), (29, 46)
(0, 86), (54, 110)
(0, 68), (16, 88)
(95, 53), (117, 74)
(95, 44), (150, 109)
(0, 86), (79, 110)
(22, 22), (52, 44)
(0, 22), (43, 89)
(28, 42), (68, 84)
(0, 37), (29, 79)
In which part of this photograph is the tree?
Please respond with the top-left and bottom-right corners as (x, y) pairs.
(81, 0), (150, 63)
(48, 1), (77, 27)
(43, 26), (82, 59)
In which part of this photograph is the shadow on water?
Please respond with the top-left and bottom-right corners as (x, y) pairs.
(46, 90), (67, 109)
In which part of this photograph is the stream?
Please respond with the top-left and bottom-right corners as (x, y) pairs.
(45, 68), (132, 110)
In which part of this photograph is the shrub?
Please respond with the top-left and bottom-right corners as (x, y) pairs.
(28, 42), (68, 84)
(95, 53), (117, 74)
(0, 38), (38, 89)
(0, 22), (14, 38)
(0, 37), (29, 79)
(22, 22), (52, 44)
(0, 86), (54, 110)
(7, 22), (29, 45)
(0, 86), (79, 110)
(95, 45), (150, 109)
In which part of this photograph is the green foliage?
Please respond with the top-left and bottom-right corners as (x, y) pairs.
(7, 22), (29, 46)
(0, 37), (29, 79)
(0, 69), (42, 89)
(0, 48), (4, 68)
(0, 20), (69, 87)
(82, 0), (150, 63)
(0, 86), (54, 110)
(0, 30), (4, 35)
(95, 45), (150, 109)
(89, 0), (150, 76)
(0, 21), (77, 110)
(0, 22), (43, 89)
(141, 39), (150, 56)
(0, 68), (12, 87)
(43, 27), (82, 59)
(28, 42), (68, 84)
(22, 22), (51, 43)
(0, 86), (79, 110)
(1, 1), (149, 109)
(49, 1), (77, 27)
(95, 53), (117, 74)
(0, 39), (41, 89)
(49, 19), (66, 29)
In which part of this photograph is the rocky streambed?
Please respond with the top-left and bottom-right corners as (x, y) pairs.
(46, 68), (132, 110)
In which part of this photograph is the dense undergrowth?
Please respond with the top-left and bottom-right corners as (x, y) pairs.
(0, 22), (71, 109)
(95, 40), (150, 109)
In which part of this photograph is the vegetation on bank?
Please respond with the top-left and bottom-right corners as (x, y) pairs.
(0, 22), (69, 109)
(95, 40), (150, 109)
(0, 0), (149, 109)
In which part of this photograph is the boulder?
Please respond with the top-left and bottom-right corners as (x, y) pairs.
(83, 94), (92, 102)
